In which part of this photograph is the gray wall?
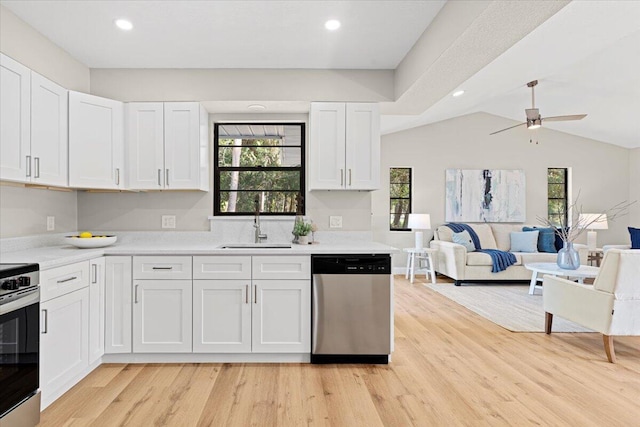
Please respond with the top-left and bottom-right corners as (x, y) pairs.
(0, 5), (86, 238)
(372, 112), (633, 266)
(630, 148), (640, 226)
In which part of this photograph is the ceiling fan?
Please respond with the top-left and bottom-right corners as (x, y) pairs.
(489, 80), (587, 135)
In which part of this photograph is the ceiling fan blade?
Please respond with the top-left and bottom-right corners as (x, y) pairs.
(489, 122), (527, 135)
(543, 114), (587, 122)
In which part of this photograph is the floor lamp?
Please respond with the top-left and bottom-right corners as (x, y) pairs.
(408, 214), (431, 250)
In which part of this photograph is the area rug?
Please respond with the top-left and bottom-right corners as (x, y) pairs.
(425, 282), (594, 333)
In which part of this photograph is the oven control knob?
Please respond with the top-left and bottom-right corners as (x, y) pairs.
(2, 279), (19, 290)
(18, 276), (31, 287)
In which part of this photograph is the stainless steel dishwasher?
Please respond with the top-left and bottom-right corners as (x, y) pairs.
(311, 254), (392, 364)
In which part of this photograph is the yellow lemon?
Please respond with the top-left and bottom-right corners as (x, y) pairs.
(79, 231), (93, 238)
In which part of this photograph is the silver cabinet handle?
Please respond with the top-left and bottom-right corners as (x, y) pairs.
(42, 309), (48, 334)
(349, 168), (352, 186)
(26, 155), (31, 177)
(91, 264), (98, 284)
(116, 168), (120, 185)
(245, 284), (249, 304)
(254, 284), (257, 304)
(165, 169), (169, 187)
(152, 266), (173, 270)
(158, 169), (162, 186)
(340, 169), (344, 186)
(57, 276), (77, 284)
(134, 284), (139, 303)
(34, 157), (40, 178)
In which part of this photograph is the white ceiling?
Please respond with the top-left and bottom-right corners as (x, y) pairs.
(1, 0), (445, 69)
(381, 1), (640, 149)
(3, 0), (638, 149)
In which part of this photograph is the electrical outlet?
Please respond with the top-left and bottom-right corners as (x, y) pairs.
(161, 215), (176, 229)
(46, 216), (55, 231)
(329, 215), (343, 229)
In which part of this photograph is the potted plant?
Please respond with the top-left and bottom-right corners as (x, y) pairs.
(292, 220), (313, 244)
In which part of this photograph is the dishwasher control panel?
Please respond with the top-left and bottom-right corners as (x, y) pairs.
(311, 255), (391, 275)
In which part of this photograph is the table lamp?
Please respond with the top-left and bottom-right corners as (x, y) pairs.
(407, 214), (431, 250)
(579, 213), (608, 250)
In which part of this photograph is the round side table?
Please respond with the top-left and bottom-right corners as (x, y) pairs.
(403, 247), (437, 284)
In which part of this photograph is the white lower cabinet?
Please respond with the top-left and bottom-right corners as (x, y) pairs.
(133, 279), (192, 353)
(105, 256), (132, 353)
(40, 287), (89, 407)
(193, 280), (251, 353)
(252, 280), (310, 353)
(88, 257), (106, 364)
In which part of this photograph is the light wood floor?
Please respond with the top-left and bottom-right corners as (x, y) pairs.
(40, 275), (640, 426)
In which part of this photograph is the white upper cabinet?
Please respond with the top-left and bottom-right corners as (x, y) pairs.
(31, 72), (68, 186)
(126, 102), (164, 189)
(308, 102), (380, 190)
(126, 102), (209, 191)
(69, 91), (124, 189)
(0, 53), (31, 182)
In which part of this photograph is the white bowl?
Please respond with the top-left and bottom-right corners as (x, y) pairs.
(66, 235), (117, 249)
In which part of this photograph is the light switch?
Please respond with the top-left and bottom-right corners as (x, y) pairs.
(46, 216), (55, 231)
(329, 216), (343, 228)
(162, 215), (176, 229)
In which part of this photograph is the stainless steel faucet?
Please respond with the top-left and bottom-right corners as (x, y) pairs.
(254, 195), (267, 243)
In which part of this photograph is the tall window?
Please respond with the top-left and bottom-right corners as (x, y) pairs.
(390, 168), (412, 230)
(547, 168), (568, 226)
(214, 123), (305, 215)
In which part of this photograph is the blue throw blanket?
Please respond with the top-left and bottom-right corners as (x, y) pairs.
(445, 223), (517, 273)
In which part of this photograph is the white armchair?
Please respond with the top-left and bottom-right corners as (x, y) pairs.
(543, 249), (640, 363)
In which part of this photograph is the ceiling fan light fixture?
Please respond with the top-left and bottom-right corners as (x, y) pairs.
(527, 118), (541, 130)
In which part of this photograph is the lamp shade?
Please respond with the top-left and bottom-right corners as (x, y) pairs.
(579, 213), (608, 230)
(407, 214), (431, 230)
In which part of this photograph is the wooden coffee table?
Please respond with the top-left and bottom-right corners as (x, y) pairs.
(525, 262), (600, 295)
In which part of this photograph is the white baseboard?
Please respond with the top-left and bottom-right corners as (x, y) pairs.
(392, 267), (406, 275)
(102, 352), (310, 364)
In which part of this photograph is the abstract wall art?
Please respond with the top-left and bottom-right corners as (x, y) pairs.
(445, 169), (525, 223)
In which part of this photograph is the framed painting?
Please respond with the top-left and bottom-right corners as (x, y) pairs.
(445, 169), (525, 222)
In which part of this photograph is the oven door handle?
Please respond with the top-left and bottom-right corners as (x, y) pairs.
(0, 288), (40, 315)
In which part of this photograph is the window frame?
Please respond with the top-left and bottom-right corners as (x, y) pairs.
(213, 122), (306, 216)
(547, 167), (568, 227)
(389, 167), (412, 231)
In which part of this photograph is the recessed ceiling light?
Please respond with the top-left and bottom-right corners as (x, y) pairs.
(325, 19), (341, 31)
(248, 104), (266, 111)
(452, 90), (465, 97)
(114, 19), (133, 31)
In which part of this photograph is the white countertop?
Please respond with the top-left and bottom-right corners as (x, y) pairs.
(0, 239), (398, 270)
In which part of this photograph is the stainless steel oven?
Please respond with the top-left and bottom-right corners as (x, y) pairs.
(0, 263), (40, 427)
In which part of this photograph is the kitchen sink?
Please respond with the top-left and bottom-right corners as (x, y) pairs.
(219, 243), (292, 249)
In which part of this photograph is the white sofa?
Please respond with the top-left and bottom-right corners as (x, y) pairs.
(430, 223), (588, 285)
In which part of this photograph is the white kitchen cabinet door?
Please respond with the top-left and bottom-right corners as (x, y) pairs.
(345, 103), (380, 190)
(126, 102), (164, 189)
(193, 280), (251, 353)
(40, 287), (89, 407)
(105, 256), (132, 354)
(0, 53), (31, 182)
(30, 72), (68, 187)
(308, 102), (346, 190)
(133, 280), (192, 353)
(163, 102), (202, 190)
(68, 91), (124, 189)
(251, 280), (310, 353)
(88, 257), (106, 364)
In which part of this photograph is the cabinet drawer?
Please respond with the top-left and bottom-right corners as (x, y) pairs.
(252, 256), (310, 280)
(40, 261), (90, 302)
(133, 256), (192, 280)
(193, 256), (251, 280)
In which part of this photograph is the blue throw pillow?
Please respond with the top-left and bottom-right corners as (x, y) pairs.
(554, 227), (569, 251)
(629, 227), (640, 249)
(510, 231), (539, 253)
(452, 230), (476, 252)
(523, 226), (557, 253)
